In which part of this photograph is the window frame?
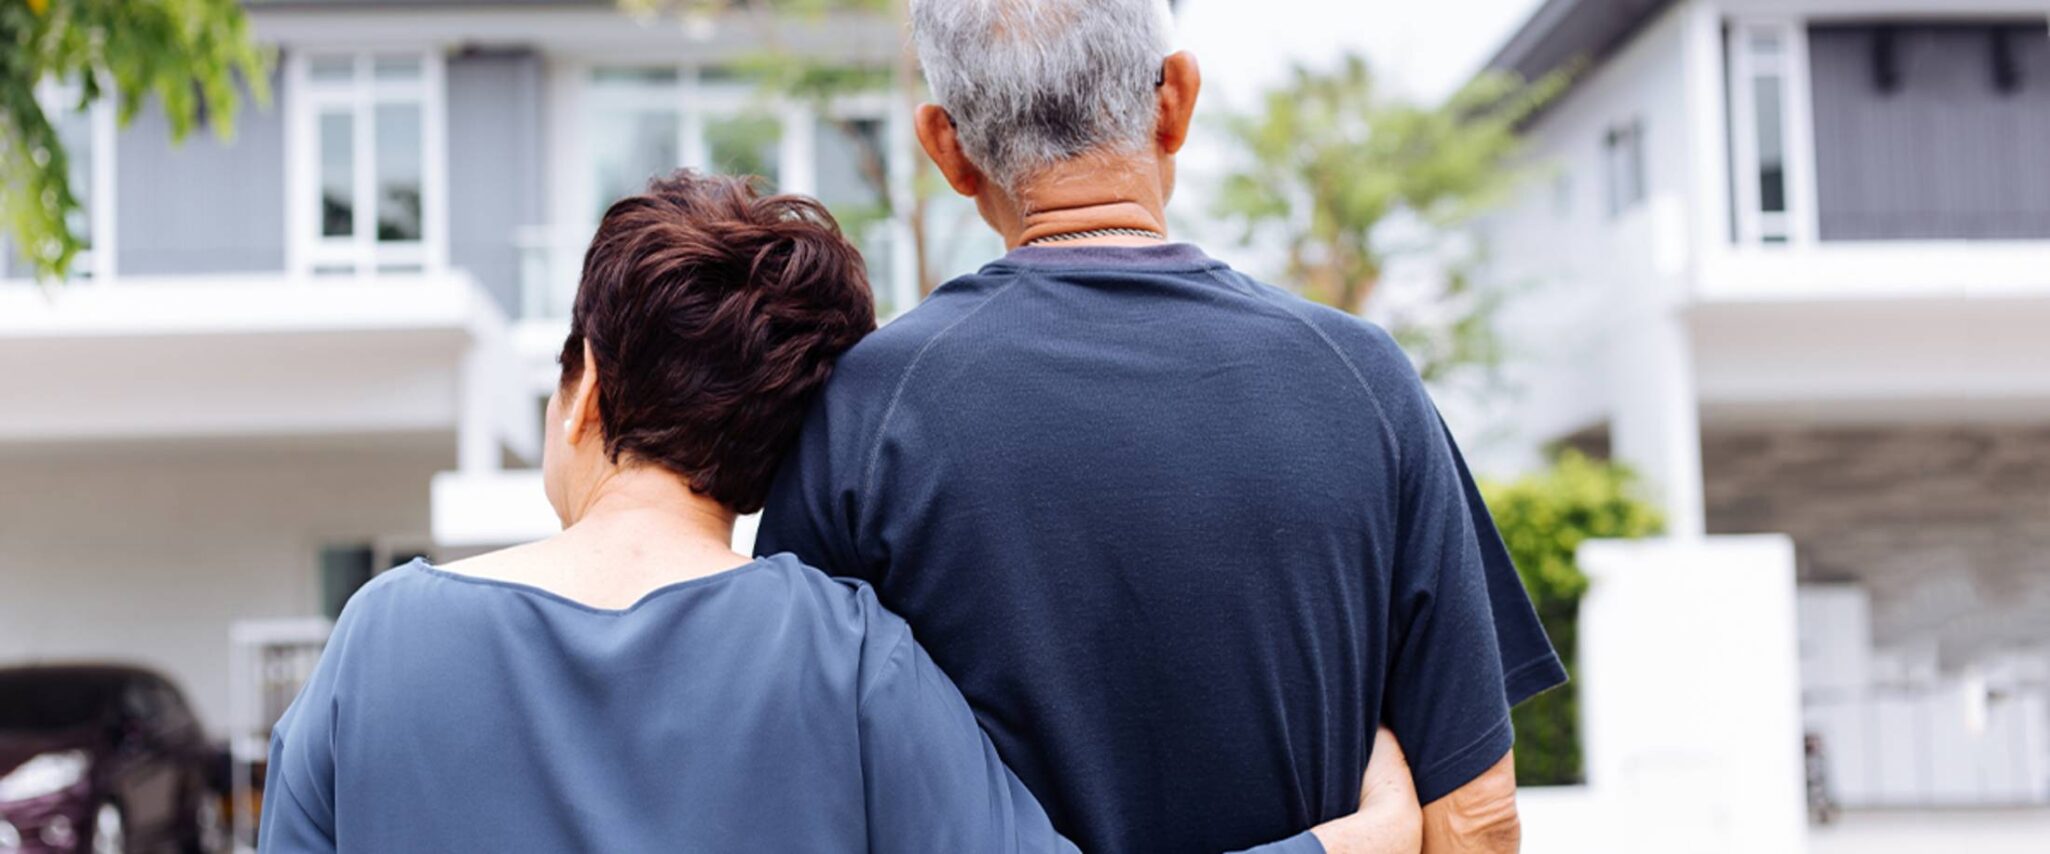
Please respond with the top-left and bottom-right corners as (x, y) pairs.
(284, 49), (449, 278)
(1727, 18), (1820, 248)
(1602, 118), (1647, 219)
(534, 62), (914, 318)
(575, 65), (824, 224)
(18, 78), (117, 281)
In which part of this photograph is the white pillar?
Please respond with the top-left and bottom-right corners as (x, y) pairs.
(1609, 307), (1707, 539)
(1577, 535), (1808, 853)
(1602, 0), (1720, 541)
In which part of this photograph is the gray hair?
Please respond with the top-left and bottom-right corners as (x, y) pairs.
(910, 0), (1175, 192)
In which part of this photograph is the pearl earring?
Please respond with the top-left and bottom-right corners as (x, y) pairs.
(563, 418), (575, 434)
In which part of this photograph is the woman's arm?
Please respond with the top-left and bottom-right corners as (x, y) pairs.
(1304, 728), (1423, 854)
(258, 668), (341, 852)
(856, 620), (1079, 853)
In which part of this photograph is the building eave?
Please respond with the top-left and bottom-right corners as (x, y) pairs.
(1482, 0), (1678, 84)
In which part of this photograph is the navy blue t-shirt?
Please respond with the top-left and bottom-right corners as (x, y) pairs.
(758, 243), (1566, 854)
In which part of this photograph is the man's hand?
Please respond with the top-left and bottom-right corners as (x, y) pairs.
(1309, 727), (1423, 854)
(1420, 750), (1519, 853)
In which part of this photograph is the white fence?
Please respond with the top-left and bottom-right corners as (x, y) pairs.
(226, 618), (334, 853)
(1798, 584), (2050, 808)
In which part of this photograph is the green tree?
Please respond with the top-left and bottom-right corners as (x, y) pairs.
(1214, 54), (1565, 382)
(1481, 450), (1664, 785)
(2, 0), (268, 280)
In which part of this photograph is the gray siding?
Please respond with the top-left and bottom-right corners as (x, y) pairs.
(1808, 24), (2050, 241)
(447, 50), (545, 317)
(116, 73), (288, 275)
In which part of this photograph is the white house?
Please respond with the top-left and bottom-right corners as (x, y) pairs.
(1476, 0), (2050, 810)
(5, 0), (2046, 845)
(0, 0), (958, 740)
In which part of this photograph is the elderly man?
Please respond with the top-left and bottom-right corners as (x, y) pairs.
(758, 1), (1566, 851)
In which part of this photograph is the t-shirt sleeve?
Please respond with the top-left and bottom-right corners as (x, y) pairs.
(259, 635), (344, 852)
(854, 593), (1077, 854)
(756, 390), (871, 580)
(1439, 415), (1570, 706)
(1381, 404), (1566, 805)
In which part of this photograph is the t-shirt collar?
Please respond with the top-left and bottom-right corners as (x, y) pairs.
(989, 242), (1221, 273)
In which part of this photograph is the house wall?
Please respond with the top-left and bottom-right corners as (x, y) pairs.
(1471, 1), (1711, 534)
(115, 73), (290, 276)
(0, 441), (449, 737)
(1702, 422), (2050, 661)
(1808, 23), (2050, 241)
(448, 49), (547, 317)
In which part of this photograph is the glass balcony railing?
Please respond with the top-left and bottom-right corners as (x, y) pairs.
(514, 225), (589, 322)
(514, 220), (909, 322)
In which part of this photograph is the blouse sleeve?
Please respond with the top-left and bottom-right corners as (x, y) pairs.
(854, 591), (1078, 854)
(258, 649), (342, 852)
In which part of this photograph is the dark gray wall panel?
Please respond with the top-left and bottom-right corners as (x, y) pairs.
(1809, 24), (2050, 241)
(115, 73), (288, 275)
(447, 50), (544, 317)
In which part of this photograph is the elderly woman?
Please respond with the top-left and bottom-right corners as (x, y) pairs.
(256, 172), (1417, 852)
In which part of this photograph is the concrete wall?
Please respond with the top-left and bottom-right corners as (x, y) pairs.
(0, 441), (449, 737)
(115, 74), (289, 276)
(1702, 423), (2050, 662)
(1808, 23), (2050, 241)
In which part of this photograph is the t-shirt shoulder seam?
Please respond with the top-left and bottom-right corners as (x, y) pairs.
(858, 270), (1030, 511)
(1202, 266), (1403, 466)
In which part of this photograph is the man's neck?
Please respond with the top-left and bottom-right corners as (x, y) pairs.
(1005, 159), (1171, 249)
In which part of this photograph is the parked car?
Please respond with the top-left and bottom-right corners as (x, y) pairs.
(0, 666), (224, 853)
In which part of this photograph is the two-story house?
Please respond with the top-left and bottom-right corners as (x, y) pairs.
(0, 0), (983, 740)
(1479, 0), (2050, 810)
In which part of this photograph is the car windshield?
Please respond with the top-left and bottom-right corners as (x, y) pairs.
(0, 671), (125, 731)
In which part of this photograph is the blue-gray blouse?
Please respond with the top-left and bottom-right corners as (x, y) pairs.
(259, 555), (1326, 852)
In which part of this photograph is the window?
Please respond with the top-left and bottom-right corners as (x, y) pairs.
(319, 541), (432, 619)
(24, 80), (115, 280)
(290, 52), (444, 276)
(1603, 120), (1646, 218)
(583, 67), (797, 218)
(545, 67), (913, 315)
(814, 114), (897, 306)
(318, 544), (375, 619)
(1728, 21), (1810, 246)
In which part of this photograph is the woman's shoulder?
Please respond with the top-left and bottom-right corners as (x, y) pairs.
(318, 559), (443, 646)
(753, 554), (915, 652)
(753, 552), (898, 614)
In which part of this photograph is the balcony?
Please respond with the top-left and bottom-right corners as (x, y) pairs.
(1698, 240), (2050, 302)
(0, 273), (533, 460)
(1704, 19), (2050, 305)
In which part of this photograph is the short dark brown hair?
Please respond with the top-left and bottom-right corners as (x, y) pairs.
(560, 170), (876, 514)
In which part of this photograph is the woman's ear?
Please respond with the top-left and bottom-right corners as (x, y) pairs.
(564, 340), (604, 447)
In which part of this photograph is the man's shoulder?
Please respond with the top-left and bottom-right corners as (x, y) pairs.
(1217, 269), (1426, 397)
(829, 271), (1019, 397)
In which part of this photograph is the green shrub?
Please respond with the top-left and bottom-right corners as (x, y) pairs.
(1480, 450), (1662, 785)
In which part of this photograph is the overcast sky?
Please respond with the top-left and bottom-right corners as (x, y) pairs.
(1176, 0), (1549, 108)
